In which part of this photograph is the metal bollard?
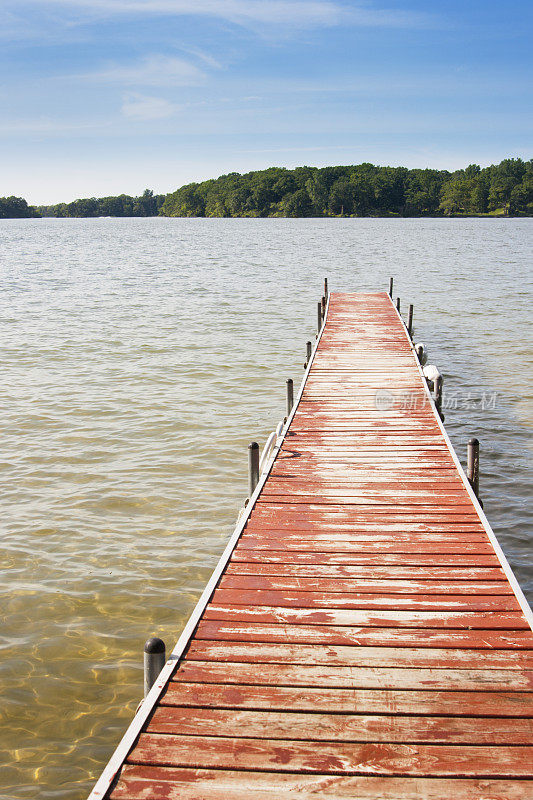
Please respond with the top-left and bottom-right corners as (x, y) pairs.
(317, 301), (322, 334)
(467, 438), (480, 499)
(144, 637), (166, 698)
(324, 277), (328, 298)
(396, 297), (401, 312)
(407, 304), (414, 337)
(389, 277), (394, 298)
(248, 441), (260, 496)
(286, 379), (294, 416)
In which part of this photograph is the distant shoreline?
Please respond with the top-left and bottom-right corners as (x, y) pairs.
(3, 212), (532, 220)
(2, 157), (532, 219)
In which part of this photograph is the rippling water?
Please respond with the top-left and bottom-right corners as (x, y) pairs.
(0, 217), (531, 798)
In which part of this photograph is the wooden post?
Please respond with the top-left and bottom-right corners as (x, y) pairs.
(408, 304), (414, 337)
(324, 277), (328, 298)
(321, 295), (326, 317)
(467, 438), (480, 498)
(396, 297), (401, 312)
(317, 301), (322, 334)
(248, 442), (259, 496)
(435, 374), (443, 416)
(144, 637), (165, 698)
(389, 277), (393, 298)
(286, 379), (294, 416)
(305, 340), (312, 367)
(415, 343), (426, 364)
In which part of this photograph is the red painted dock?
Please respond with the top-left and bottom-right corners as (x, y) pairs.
(90, 292), (533, 800)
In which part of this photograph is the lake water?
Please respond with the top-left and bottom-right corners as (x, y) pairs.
(0, 217), (531, 799)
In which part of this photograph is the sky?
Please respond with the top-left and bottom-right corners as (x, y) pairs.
(1, 0), (531, 204)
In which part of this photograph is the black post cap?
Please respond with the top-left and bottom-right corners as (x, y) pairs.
(144, 636), (165, 654)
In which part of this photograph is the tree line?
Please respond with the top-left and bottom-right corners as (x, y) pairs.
(1, 159), (531, 219)
(38, 189), (166, 218)
(160, 158), (532, 218)
(0, 196), (40, 218)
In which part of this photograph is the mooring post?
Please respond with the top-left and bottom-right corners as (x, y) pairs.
(248, 441), (260, 496)
(435, 374), (443, 416)
(467, 437), (480, 498)
(415, 343), (427, 365)
(407, 304), (414, 337)
(286, 379), (294, 416)
(321, 295), (326, 317)
(306, 340), (312, 366)
(389, 277), (393, 298)
(317, 301), (322, 334)
(144, 637), (166, 698)
(324, 277), (328, 298)
(396, 297), (401, 312)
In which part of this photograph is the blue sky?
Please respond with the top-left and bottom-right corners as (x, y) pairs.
(1, 0), (531, 204)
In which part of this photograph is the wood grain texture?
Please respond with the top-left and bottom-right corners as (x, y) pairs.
(110, 765), (533, 800)
(128, 733), (533, 777)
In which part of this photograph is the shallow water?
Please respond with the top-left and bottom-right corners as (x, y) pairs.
(0, 217), (531, 799)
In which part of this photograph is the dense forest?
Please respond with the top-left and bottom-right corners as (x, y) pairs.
(39, 189), (166, 218)
(160, 158), (533, 218)
(0, 196), (40, 218)
(1, 159), (531, 219)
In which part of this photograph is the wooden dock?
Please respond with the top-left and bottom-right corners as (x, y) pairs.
(90, 292), (533, 800)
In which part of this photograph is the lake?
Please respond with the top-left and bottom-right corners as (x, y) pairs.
(0, 217), (531, 799)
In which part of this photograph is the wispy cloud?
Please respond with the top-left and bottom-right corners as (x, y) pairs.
(0, 117), (109, 135)
(25, 0), (435, 30)
(77, 55), (205, 86)
(121, 92), (181, 119)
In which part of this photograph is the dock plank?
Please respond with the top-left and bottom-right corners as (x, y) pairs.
(110, 766), (532, 800)
(128, 733), (533, 777)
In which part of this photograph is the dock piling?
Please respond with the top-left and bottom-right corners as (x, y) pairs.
(305, 340), (312, 367)
(408, 304), (414, 337)
(435, 373), (443, 417)
(143, 637), (165, 698)
(389, 277), (393, 297)
(415, 343), (427, 365)
(396, 297), (401, 312)
(467, 437), (480, 498)
(317, 301), (322, 334)
(286, 379), (294, 416)
(324, 278), (328, 298)
(248, 442), (260, 496)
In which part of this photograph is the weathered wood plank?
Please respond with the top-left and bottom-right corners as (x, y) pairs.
(226, 562), (507, 580)
(196, 620), (533, 648)
(236, 540), (494, 554)
(174, 659), (533, 691)
(128, 733), (533, 777)
(219, 574), (513, 595)
(185, 641), (533, 670)
(213, 588), (521, 611)
(203, 605), (529, 630)
(147, 707), (533, 744)
(231, 551), (501, 566)
(110, 766), (533, 800)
